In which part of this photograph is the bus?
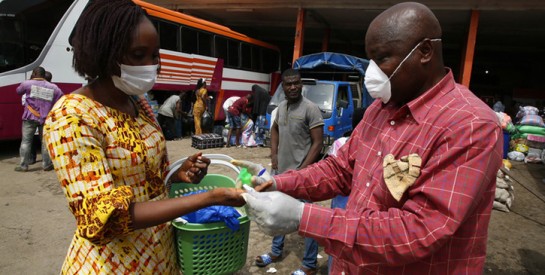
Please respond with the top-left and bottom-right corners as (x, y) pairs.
(0, 0), (281, 140)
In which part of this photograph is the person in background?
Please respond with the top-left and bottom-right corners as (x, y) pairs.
(253, 68), (324, 275)
(158, 92), (182, 140)
(29, 71), (55, 162)
(251, 84), (271, 146)
(43, 1), (245, 273)
(24, 71), (53, 164)
(15, 66), (63, 172)
(239, 2), (502, 274)
(193, 78), (208, 135)
(240, 113), (257, 147)
(223, 95), (240, 126)
(493, 94), (505, 112)
(226, 93), (252, 148)
(179, 91), (194, 137)
(45, 71), (52, 82)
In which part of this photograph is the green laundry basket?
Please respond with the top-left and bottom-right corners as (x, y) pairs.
(169, 173), (250, 275)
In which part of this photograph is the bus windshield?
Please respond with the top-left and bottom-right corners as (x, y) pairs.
(0, 0), (73, 73)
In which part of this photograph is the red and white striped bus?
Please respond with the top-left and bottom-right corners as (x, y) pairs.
(0, 0), (281, 140)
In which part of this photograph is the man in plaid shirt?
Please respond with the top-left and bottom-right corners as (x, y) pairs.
(239, 2), (502, 274)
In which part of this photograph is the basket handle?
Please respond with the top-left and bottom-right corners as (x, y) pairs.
(165, 154), (240, 185)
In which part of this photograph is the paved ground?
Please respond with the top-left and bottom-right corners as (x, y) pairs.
(1, 138), (544, 274)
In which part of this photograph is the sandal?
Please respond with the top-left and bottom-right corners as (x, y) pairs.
(255, 253), (280, 267)
(291, 267), (317, 275)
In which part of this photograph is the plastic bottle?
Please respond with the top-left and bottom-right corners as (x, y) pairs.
(238, 168), (252, 187)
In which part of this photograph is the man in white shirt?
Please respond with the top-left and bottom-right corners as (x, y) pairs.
(158, 93), (182, 140)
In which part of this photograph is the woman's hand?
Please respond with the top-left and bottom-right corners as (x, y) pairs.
(211, 187), (246, 207)
(176, 152), (210, 183)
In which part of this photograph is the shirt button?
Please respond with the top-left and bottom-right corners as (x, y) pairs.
(366, 182), (370, 187)
(377, 151), (382, 156)
(406, 114), (410, 118)
(390, 120), (395, 126)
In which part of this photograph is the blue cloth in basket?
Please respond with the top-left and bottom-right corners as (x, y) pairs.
(180, 190), (241, 231)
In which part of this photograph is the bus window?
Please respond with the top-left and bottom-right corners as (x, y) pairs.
(181, 27), (197, 54)
(198, 31), (212, 56)
(0, 0), (72, 73)
(262, 48), (280, 73)
(215, 36), (228, 62)
(157, 20), (178, 51)
(251, 45), (260, 72)
(227, 40), (240, 68)
(241, 43), (251, 70)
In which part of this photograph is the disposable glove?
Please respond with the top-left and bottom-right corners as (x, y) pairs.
(241, 185), (303, 236)
(231, 159), (276, 190)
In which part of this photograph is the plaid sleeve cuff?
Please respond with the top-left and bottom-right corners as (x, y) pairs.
(298, 203), (332, 243)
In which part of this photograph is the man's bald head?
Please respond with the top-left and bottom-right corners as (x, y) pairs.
(366, 2), (441, 45)
(364, 2), (445, 106)
(367, 2), (441, 51)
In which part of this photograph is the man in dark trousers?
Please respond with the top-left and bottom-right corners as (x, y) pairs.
(254, 68), (324, 275)
(226, 93), (252, 147)
(251, 84), (271, 146)
(16, 66), (63, 171)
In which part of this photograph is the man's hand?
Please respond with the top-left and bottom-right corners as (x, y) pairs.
(271, 154), (278, 171)
(231, 159), (276, 190)
(241, 186), (303, 236)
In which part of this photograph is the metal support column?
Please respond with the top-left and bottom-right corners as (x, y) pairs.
(459, 9), (479, 87)
(292, 8), (305, 65)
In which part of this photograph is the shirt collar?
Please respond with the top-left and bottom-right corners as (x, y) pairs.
(286, 95), (303, 107)
(406, 68), (456, 124)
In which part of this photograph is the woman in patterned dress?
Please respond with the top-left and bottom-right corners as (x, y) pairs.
(43, 1), (245, 274)
(192, 78), (208, 135)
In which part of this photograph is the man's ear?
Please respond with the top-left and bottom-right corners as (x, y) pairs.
(419, 40), (434, 64)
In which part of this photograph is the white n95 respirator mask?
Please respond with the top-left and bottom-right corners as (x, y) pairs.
(112, 64), (158, 96)
(364, 59), (392, 104)
(364, 38), (442, 104)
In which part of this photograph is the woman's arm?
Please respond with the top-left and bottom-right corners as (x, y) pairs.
(131, 187), (245, 229)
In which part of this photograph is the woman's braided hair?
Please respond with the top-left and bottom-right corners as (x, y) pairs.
(71, 0), (147, 79)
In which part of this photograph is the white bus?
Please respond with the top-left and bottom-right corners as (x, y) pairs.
(0, 0), (281, 140)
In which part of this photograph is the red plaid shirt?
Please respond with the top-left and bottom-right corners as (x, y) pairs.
(275, 70), (502, 274)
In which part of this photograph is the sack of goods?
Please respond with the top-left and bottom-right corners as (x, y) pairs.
(493, 170), (515, 213)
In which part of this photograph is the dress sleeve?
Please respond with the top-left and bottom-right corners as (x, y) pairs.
(44, 101), (135, 245)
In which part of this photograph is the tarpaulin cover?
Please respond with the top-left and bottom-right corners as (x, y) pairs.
(293, 52), (369, 77)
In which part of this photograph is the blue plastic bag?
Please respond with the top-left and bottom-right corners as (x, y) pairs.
(180, 190), (241, 231)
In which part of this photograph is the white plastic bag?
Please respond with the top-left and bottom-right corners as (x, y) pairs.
(507, 151), (525, 162)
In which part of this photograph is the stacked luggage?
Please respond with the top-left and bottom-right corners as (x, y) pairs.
(507, 106), (545, 163)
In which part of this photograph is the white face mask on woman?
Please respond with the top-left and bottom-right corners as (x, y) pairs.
(364, 38), (441, 104)
(112, 64), (158, 96)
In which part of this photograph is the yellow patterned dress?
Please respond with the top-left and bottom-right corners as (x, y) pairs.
(44, 94), (179, 274)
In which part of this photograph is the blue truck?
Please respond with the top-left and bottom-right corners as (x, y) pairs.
(264, 52), (372, 150)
